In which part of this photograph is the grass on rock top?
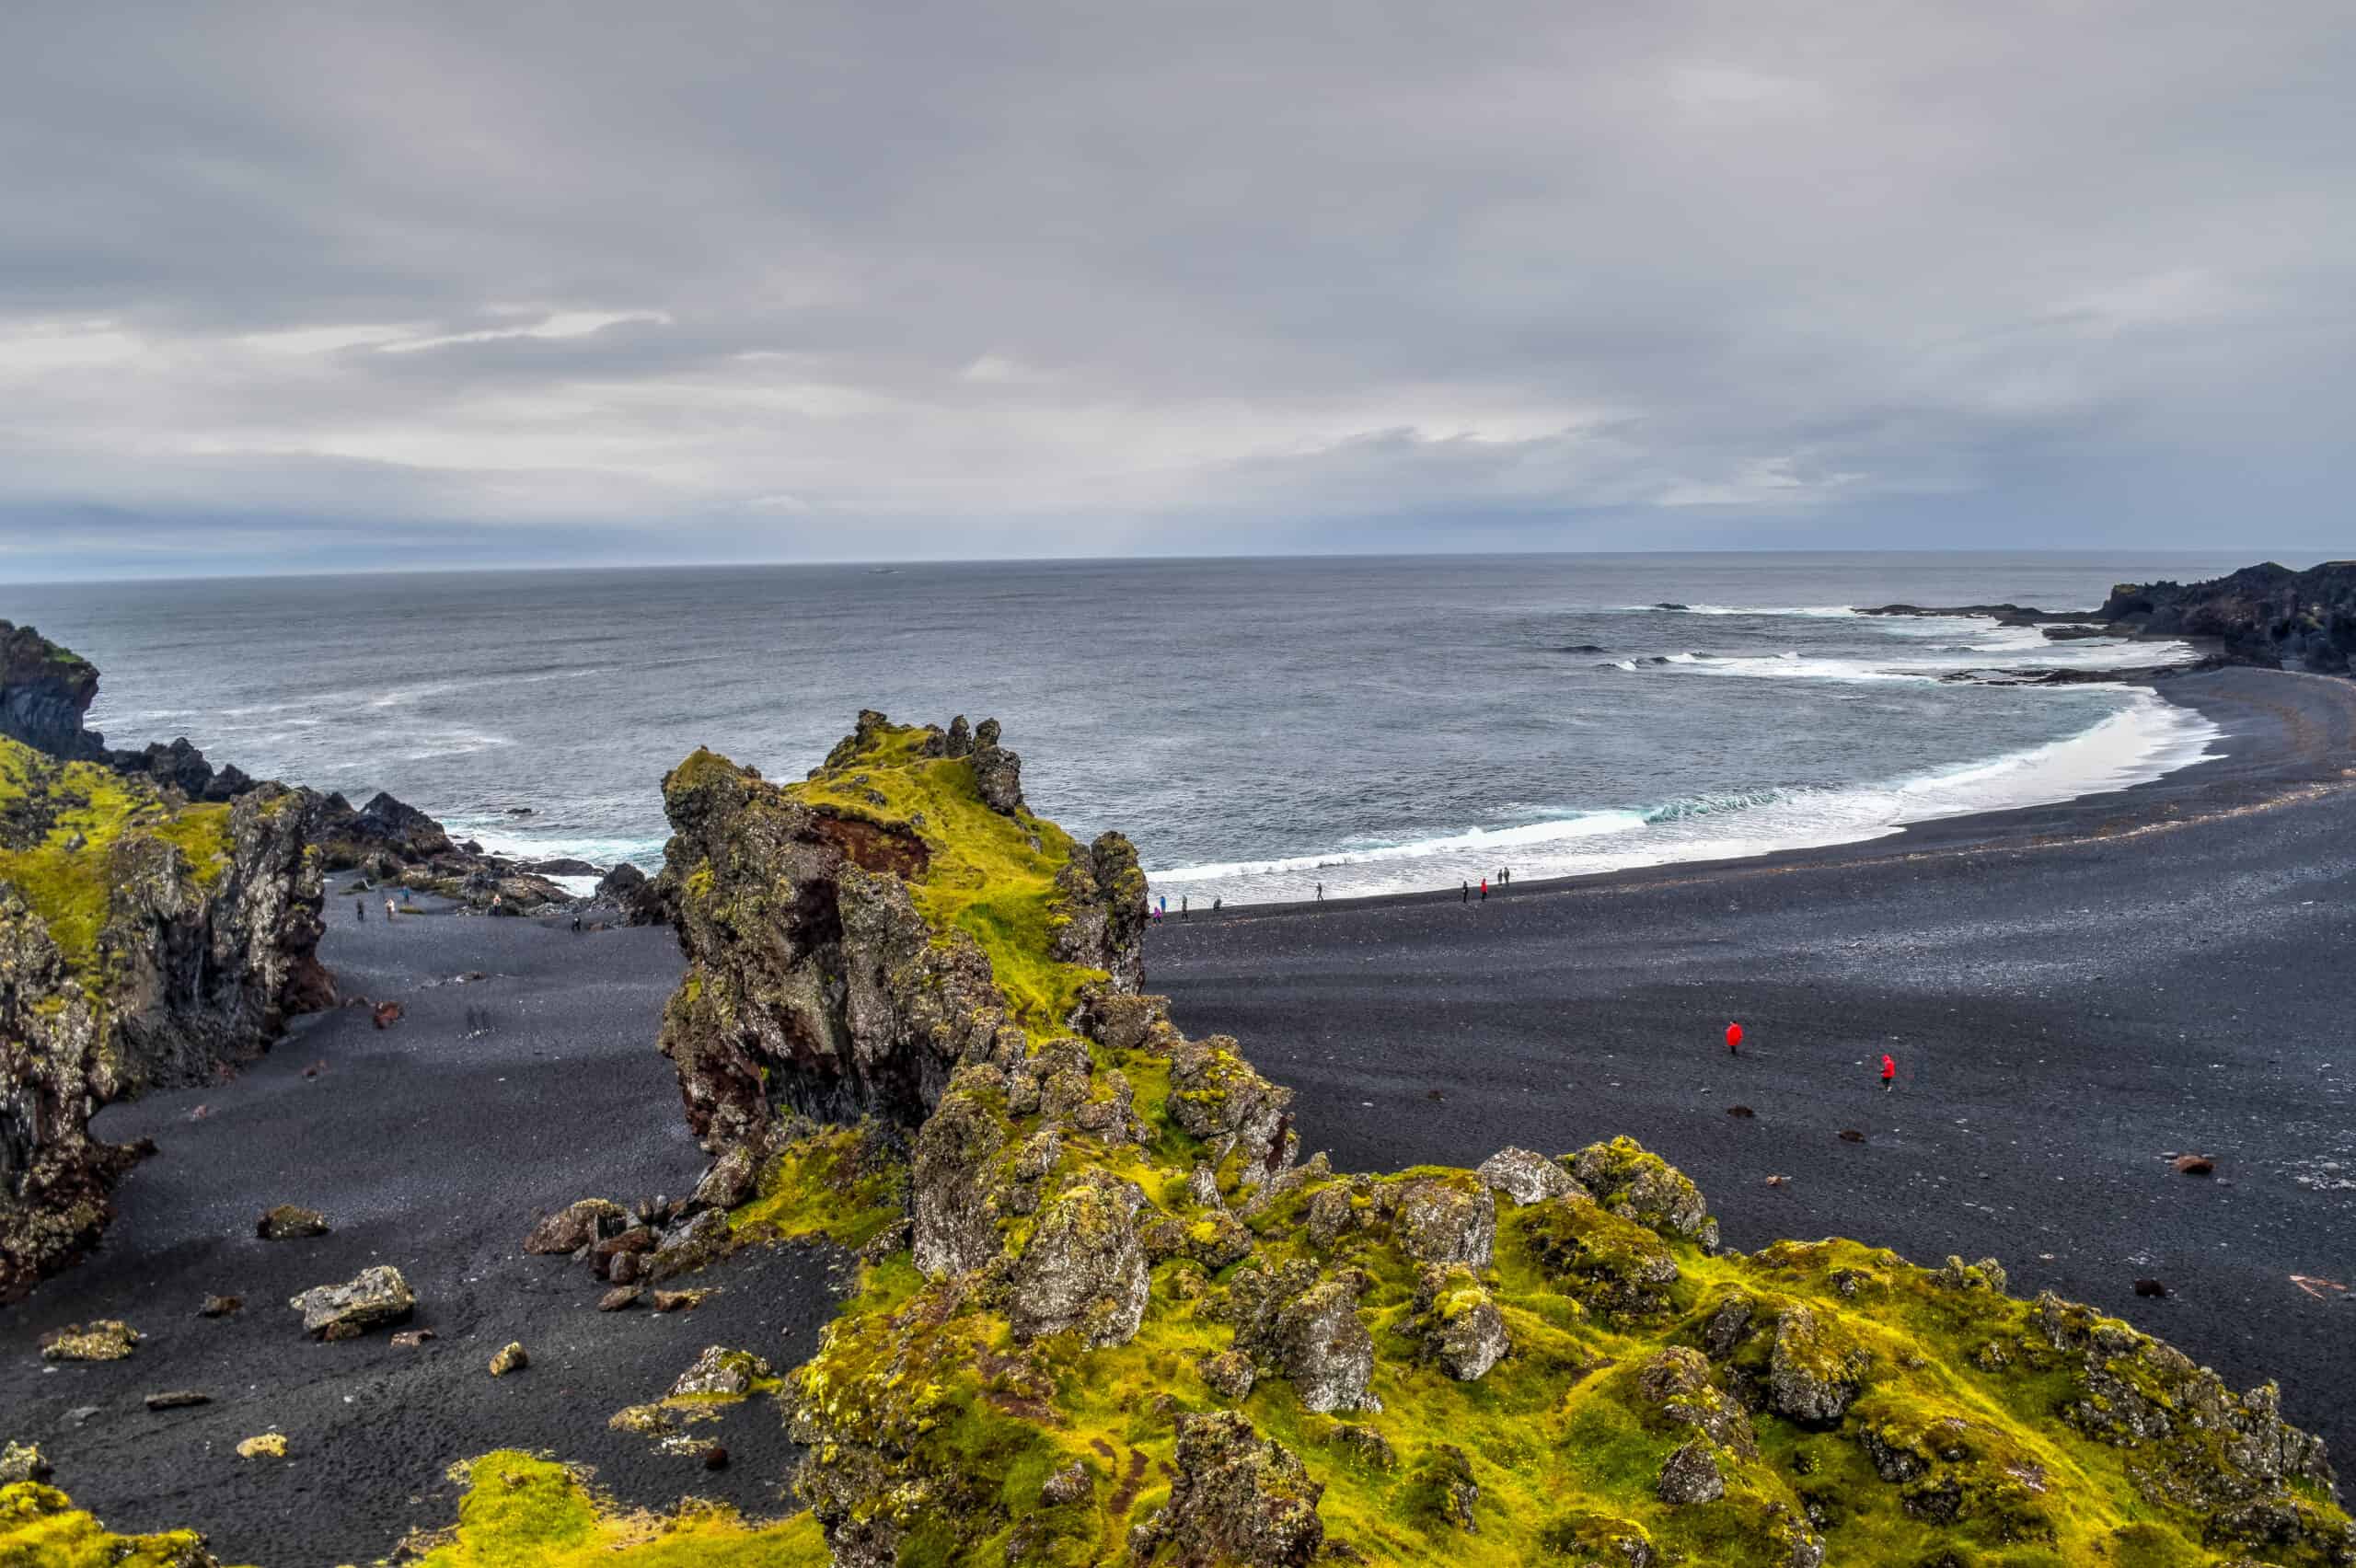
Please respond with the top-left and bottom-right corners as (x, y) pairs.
(0, 734), (233, 989)
(783, 720), (1097, 1034)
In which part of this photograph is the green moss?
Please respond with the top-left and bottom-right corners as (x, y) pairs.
(730, 1126), (905, 1250)
(785, 721), (1099, 1034)
(403, 1450), (826, 1567)
(0, 735), (235, 991)
(0, 1480), (244, 1567)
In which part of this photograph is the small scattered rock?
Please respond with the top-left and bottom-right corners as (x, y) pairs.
(236, 1432), (288, 1459)
(1474, 1147), (1577, 1206)
(2173, 1154), (2215, 1176)
(1838, 1129), (1866, 1144)
(0, 1441), (50, 1483)
(524, 1197), (628, 1255)
(1041, 1458), (1092, 1505)
(389, 1329), (436, 1347)
(650, 1288), (708, 1313)
(40, 1320), (141, 1361)
(1763, 1175), (1790, 1188)
(702, 1444), (730, 1471)
(669, 1344), (771, 1398)
(62, 1407), (99, 1429)
(1657, 1438), (1726, 1505)
(257, 1204), (329, 1239)
(2134, 1278), (2171, 1298)
(301, 1060), (326, 1078)
(289, 1265), (415, 1340)
(489, 1342), (529, 1377)
(199, 1295), (243, 1318)
(597, 1287), (641, 1312)
(144, 1389), (211, 1411)
(1198, 1349), (1256, 1402)
(1726, 1105), (1756, 1118)
(371, 1000), (403, 1029)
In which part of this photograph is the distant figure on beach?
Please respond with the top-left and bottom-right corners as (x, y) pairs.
(1726, 1020), (1743, 1055)
(1315, 882), (1324, 902)
(1501, 867), (1511, 887)
(1181, 895), (1188, 920)
(1881, 1053), (1898, 1091)
(355, 898), (365, 924)
(571, 915), (583, 934)
(403, 885), (413, 905)
(383, 895), (396, 922)
(1461, 881), (1469, 904)
(1212, 896), (1221, 913)
(1479, 878), (1487, 902)
(1158, 894), (1166, 917)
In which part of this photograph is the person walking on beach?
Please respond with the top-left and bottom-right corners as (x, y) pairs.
(1461, 881), (1469, 904)
(383, 895), (396, 922)
(1726, 1020), (1743, 1056)
(1315, 882), (1324, 902)
(356, 897), (365, 924)
(1880, 1053), (1898, 1091)
(1158, 894), (1166, 918)
(1212, 896), (1221, 913)
(1181, 895), (1188, 921)
(1479, 877), (1487, 902)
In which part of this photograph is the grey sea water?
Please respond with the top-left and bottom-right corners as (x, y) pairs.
(5, 552), (2249, 904)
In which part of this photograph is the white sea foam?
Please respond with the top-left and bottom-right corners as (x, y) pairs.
(1629, 604), (1860, 617)
(1146, 689), (2219, 905)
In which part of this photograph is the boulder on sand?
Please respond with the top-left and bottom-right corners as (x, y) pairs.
(256, 1204), (329, 1239)
(288, 1265), (414, 1340)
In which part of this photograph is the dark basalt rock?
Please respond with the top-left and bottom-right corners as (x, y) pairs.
(2103, 559), (2356, 674)
(0, 621), (103, 760)
(1127, 1411), (1325, 1566)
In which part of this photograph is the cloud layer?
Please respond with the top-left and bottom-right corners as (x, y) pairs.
(4, 2), (2350, 575)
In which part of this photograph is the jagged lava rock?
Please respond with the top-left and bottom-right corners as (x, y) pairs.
(288, 1264), (414, 1339)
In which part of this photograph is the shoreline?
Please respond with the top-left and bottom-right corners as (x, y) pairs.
(1154, 663), (2348, 919)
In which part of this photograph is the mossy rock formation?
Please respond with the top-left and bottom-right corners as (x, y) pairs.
(650, 711), (2353, 1566)
(0, 728), (334, 1296)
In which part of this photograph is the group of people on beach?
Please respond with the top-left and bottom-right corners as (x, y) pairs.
(1460, 866), (1514, 903)
(353, 888), (410, 923)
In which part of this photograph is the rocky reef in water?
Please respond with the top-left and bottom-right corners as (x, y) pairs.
(1858, 559), (2356, 677)
(653, 711), (2352, 1566)
(2102, 560), (2356, 675)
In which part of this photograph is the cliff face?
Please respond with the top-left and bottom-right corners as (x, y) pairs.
(0, 738), (331, 1297)
(2104, 560), (2356, 674)
(657, 711), (1145, 1154)
(657, 714), (2352, 1568)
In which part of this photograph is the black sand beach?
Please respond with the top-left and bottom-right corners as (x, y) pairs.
(0, 903), (841, 1564)
(1156, 666), (2356, 1462)
(2, 664), (2351, 1564)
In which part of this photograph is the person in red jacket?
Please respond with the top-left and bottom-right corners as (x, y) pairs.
(1726, 1020), (1743, 1055)
(1880, 1053), (1897, 1091)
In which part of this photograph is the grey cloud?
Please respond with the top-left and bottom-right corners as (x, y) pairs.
(1, 0), (2350, 577)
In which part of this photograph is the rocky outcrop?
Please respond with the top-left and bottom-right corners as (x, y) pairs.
(1129, 1412), (1325, 1567)
(653, 713), (1145, 1159)
(1, 622), (251, 801)
(2103, 559), (2356, 674)
(662, 709), (2351, 1568)
(0, 622), (103, 760)
(2, 742), (334, 1298)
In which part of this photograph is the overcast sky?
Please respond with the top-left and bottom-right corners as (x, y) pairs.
(3, 2), (2350, 578)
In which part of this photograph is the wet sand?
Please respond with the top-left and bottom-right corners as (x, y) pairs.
(1153, 665), (2356, 1464)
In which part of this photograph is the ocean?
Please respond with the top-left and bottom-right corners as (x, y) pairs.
(6, 552), (2246, 905)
